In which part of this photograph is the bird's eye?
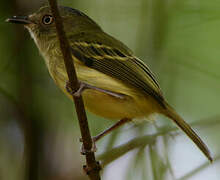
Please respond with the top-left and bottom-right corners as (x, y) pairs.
(42, 15), (53, 25)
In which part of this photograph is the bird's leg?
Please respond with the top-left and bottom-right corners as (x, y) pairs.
(80, 118), (131, 155)
(66, 81), (125, 99)
(93, 118), (132, 142)
(65, 81), (86, 97)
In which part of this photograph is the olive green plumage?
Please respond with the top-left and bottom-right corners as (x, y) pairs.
(7, 5), (212, 161)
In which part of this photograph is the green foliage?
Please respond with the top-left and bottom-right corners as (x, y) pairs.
(0, 0), (219, 180)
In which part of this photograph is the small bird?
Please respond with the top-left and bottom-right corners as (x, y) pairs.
(7, 5), (212, 161)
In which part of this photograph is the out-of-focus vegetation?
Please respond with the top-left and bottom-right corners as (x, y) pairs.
(0, 0), (220, 180)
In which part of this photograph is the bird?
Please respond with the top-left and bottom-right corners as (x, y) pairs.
(6, 5), (212, 161)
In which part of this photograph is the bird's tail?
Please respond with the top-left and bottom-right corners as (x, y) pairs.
(162, 102), (212, 162)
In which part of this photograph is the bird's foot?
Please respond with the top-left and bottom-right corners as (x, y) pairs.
(65, 81), (87, 97)
(66, 81), (125, 99)
(80, 137), (97, 155)
(83, 161), (102, 175)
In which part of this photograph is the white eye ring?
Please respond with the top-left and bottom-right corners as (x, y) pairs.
(42, 15), (53, 25)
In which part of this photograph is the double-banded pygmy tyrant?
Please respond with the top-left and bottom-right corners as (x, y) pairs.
(7, 5), (212, 161)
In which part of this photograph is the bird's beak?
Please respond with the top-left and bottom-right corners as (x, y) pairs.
(6, 16), (32, 25)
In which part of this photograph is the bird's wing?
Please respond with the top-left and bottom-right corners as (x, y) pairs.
(70, 41), (165, 106)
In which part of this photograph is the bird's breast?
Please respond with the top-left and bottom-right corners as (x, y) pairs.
(43, 55), (159, 120)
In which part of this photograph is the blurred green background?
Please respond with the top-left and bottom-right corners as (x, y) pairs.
(0, 0), (219, 180)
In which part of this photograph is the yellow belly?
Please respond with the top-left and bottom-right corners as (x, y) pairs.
(83, 90), (147, 119)
(48, 60), (159, 120)
(68, 88), (158, 120)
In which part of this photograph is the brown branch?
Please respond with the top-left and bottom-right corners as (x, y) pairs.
(47, 1), (101, 179)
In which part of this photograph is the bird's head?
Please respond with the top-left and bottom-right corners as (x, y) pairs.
(6, 5), (101, 52)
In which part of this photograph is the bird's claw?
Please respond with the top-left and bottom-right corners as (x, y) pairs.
(83, 161), (101, 175)
(66, 81), (125, 99)
(80, 137), (97, 155)
(65, 81), (86, 97)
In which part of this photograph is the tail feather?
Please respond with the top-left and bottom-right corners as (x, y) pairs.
(163, 103), (212, 162)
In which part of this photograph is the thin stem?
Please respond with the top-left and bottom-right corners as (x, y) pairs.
(47, 1), (101, 179)
(98, 133), (157, 167)
(98, 117), (220, 167)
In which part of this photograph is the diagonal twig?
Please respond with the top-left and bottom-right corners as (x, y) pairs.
(98, 133), (157, 167)
(98, 116), (220, 167)
(47, 1), (101, 179)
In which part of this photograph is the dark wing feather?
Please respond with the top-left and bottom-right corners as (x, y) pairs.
(71, 41), (165, 106)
